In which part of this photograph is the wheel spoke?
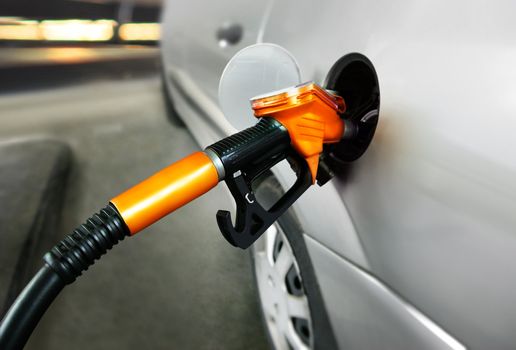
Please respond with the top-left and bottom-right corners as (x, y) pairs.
(286, 294), (310, 319)
(274, 246), (293, 278)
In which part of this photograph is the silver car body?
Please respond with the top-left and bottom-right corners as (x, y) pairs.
(161, 1), (516, 349)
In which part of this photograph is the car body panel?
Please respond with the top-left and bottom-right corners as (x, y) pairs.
(161, 0), (273, 102)
(264, 0), (516, 348)
(305, 235), (465, 350)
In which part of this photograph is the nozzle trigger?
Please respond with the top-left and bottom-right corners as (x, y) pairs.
(216, 153), (311, 249)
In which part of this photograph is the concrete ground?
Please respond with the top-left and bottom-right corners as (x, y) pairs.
(0, 74), (268, 349)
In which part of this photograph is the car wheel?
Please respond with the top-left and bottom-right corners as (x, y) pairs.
(251, 174), (338, 350)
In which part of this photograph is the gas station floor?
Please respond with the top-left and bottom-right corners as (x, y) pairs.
(0, 75), (268, 349)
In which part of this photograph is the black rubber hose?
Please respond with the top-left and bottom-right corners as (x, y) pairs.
(0, 204), (129, 350)
(43, 204), (129, 284)
(0, 266), (64, 350)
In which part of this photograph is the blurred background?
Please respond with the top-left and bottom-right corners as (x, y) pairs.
(0, 0), (161, 91)
(0, 0), (268, 349)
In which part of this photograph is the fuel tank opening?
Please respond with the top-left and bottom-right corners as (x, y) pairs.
(323, 53), (380, 164)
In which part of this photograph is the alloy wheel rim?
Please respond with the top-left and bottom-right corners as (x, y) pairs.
(253, 224), (313, 350)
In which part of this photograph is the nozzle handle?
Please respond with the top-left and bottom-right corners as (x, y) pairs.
(207, 117), (290, 177)
(207, 118), (309, 248)
(215, 152), (311, 249)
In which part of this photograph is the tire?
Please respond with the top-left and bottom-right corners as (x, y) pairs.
(251, 173), (338, 350)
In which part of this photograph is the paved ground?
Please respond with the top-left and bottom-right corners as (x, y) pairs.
(0, 74), (268, 349)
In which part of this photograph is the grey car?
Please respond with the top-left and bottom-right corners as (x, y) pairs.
(161, 1), (516, 349)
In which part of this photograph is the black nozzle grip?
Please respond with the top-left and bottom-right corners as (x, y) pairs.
(207, 118), (290, 176)
(215, 153), (311, 249)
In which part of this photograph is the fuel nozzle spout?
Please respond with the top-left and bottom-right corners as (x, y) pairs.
(251, 82), (346, 183)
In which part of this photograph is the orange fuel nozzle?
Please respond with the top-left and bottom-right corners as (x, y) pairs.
(110, 82), (347, 243)
(251, 82), (346, 183)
